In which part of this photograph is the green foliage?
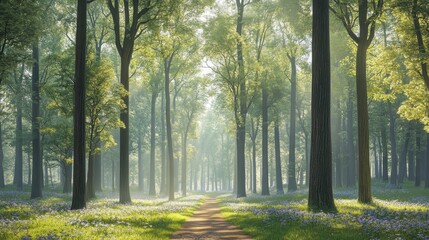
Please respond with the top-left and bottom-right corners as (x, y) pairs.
(0, 0), (40, 84)
(0, 190), (204, 240)
(220, 181), (429, 240)
(86, 55), (126, 152)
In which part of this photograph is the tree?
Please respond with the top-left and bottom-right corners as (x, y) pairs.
(85, 58), (125, 200)
(0, 0), (39, 85)
(331, 0), (384, 204)
(177, 79), (203, 196)
(149, 68), (161, 196)
(411, 0), (429, 89)
(107, 0), (162, 204)
(13, 64), (25, 191)
(274, 120), (283, 194)
(30, 39), (43, 199)
(235, 0), (250, 198)
(308, 0), (336, 212)
(71, 0), (88, 210)
(204, 10), (251, 198)
(88, 1), (111, 193)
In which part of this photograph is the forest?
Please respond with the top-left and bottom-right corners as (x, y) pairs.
(0, 0), (428, 239)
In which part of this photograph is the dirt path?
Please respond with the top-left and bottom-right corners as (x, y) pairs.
(170, 197), (254, 240)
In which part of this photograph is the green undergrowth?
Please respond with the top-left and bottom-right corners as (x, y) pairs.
(0, 188), (204, 240)
(220, 180), (429, 240)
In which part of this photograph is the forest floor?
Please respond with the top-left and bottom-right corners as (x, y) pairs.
(0, 186), (205, 240)
(220, 180), (429, 240)
(0, 181), (428, 239)
(170, 196), (253, 239)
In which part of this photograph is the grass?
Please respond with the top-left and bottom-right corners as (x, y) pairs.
(0, 186), (204, 240)
(220, 180), (429, 240)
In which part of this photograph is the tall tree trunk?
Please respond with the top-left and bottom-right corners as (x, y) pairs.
(334, 102), (342, 187)
(164, 56), (175, 201)
(408, 127), (415, 181)
(399, 127), (411, 184)
(206, 154), (210, 191)
(27, 146), (31, 185)
(111, 156), (115, 191)
(288, 55), (297, 192)
(14, 63), (24, 191)
(388, 102), (398, 186)
(93, 25), (103, 193)
(86, 123), (97, 200)
(200, 155), (205, 192)
(181, 132), (187, 196)
(252, 137), (257, 193)
(356, 41), (371, 203)
(261, 75), (269, 196)
(342, 115), (348, 185)
(381, 126), (389, 182)
(304, 130), (309, 186)
(377, 136), (382, 179)
(44, 156), (49, 187)
(308, 0), (336, 212)
(94, 145), (102, 192)
(373, 138), (379, 179)
(0, 121), (4, 188)
(274, 121), (283, 194)
(31, 40), (42, 199)
(411, 0), (429, 89)
(119, 56), (131, 203)
(425, 134), (429, 188)
(149, 91), (157, 195)
(71, 0), (87, 209)
(346, 98), (356, 187)
(415, 129), (421, 186)
(63, 148), (72, 194)
(235, 0), (247, 198)
(86, 150), (96, 200)
(160, 92), (166, 195)
(137, 131), (143, 191)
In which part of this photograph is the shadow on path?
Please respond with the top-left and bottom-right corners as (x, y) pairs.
(170, 197), (254, 240)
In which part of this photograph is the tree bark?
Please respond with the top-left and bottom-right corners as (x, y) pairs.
(94, 145), (102, 192)
(373, 138), (379, 179)
(388, 102), (398, 186)
(86, 153), (96, 200)
(14, 63), (24, 191)
(137, 130), (144, 192)
(261, 75), (269, 196)
(63, 148), (72, 194)
(164, 56), (175, 201)
(334, 102), (342, 187)
(118, 56), (131, 203)
(415, 128), (421, 186)
(411, 0), (429, 89)
(149, 91), (157, 195)
(308, 0), (335, 212)
(31, 40), (42, 199)
(0, 121), (4, 188)
(274, 121), (283, 194)
(399, 127), (411, 184)
(160, 91), (166, 195)
(346, 97), (356, 187)
(356, 41), (371, 203)
(288, 55), (297, 192)
(425, 133), (429, 188)
(381, 126), (389, 182)
(181, 133), (187, 196)
(71, 0), (87, 209)
(408, 126), (415, 181)
(181, 114), (192, 196)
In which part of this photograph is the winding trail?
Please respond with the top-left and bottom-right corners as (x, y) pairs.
(170, 197), (254, 240)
